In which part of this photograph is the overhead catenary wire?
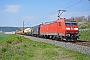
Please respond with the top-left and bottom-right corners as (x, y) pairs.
(65, 0), (84, 9)
(34, 11), (58, 25)
(33, 0), (85, 25)
(61, 0), (84, 16)
(58, 0), (84, 18)
(59, 0), (90, 18)
(65, 8), (90, 18)
(47, 0), (84, 19)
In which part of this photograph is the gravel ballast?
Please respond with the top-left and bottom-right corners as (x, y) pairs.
(21, 35), (90, 55)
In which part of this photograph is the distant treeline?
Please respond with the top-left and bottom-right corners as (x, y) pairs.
(0, 27), (31, 32)
(71, 15), (90, 22)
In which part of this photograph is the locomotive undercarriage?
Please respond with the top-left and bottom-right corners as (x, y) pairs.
(39, 33), (79, 43)
(64, 34), (79, 42)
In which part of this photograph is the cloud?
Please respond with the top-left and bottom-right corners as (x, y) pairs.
(6, 5), (20, 13)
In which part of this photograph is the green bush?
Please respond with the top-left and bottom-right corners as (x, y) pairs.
(6, 40), (12, 44)
(23, 44), (27, 47)
(17, 36), (22, 42)
(78, 22), (88, 29)
(2, 47), (7, 52)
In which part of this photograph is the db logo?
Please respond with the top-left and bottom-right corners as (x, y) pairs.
(71, 27), (73, 30)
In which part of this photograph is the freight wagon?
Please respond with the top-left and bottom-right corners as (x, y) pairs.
(32, 24), (41, 37)
(24, 28), (32, 35)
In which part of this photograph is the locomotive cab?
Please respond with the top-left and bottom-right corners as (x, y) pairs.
(65, 19), (79, 42)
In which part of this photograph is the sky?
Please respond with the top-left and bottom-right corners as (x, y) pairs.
(0, 0), (90, 27)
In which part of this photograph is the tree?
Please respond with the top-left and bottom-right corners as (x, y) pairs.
(70, 16), (87, 22)
(78, 22), (88, 29)
(87, 15), (90, 22)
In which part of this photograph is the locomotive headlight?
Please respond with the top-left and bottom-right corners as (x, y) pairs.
(66, 28), (70, 30)
(74, 28), (78, 30)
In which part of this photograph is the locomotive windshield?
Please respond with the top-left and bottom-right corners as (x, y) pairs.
(65, 22), (71, 26)
(71, 22), (77, 26)
(65, 22), (77, 26)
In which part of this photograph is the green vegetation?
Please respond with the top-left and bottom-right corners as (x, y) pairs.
(87, 23), (90, 28)
(71, 15), (90, 29)
(78, 22), (90, 41)
(78, 22), (88, 29)
(0, 34), (11, 43)
(0, 34), (90, 60)
(79, 32), (90, 41)
(71, 16), (90, 41)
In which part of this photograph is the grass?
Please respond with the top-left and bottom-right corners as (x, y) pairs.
(79, 32), (90, 41)
(0, 34), (90, 60)
(79, 22), (90, 41)
(0, 34), (11, 43)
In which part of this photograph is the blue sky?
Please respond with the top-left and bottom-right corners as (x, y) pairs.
(0, 0), (90, 27)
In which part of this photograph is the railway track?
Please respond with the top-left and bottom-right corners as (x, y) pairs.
(75, 40), (90, 47)
(38, 37), (90, 48)
(20, 35), (90, 55)
(59, 40), (90, 47)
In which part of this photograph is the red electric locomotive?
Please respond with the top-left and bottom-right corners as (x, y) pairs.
(40, 18), (79, 42)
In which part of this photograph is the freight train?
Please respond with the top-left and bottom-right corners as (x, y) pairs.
(16, 18), (80, 43)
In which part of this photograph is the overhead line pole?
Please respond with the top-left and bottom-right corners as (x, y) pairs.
(23, 21), (24, 33)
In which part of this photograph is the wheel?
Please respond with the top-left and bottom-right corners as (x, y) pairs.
(52, 36), (56, 40)
(73, 38), (77, 43)
(66, 38), (69, 42)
